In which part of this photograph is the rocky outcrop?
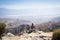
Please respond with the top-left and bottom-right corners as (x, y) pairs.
(2, 31), (53, 40)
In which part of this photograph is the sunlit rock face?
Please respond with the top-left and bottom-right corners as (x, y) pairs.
(2, 31), (53, 40)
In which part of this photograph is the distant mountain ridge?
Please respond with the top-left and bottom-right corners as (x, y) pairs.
(0, 17), (60, 34)
(52, 17), (60, 22)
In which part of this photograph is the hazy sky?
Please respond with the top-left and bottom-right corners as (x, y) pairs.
(0, 0), (60, 19)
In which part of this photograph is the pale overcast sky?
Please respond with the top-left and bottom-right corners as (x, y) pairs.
(0, 0), (60, 19)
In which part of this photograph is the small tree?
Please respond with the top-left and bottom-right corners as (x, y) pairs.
(52, 29), (60, 40)
(0, 23), (6, 40)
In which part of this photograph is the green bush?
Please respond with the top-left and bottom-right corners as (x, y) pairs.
(0, 23), (6, 40)
(52, 29), (60, 40)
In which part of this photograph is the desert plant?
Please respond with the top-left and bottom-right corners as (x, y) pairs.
(52, 29), (60, 40)
(0, 23), (6, 40)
